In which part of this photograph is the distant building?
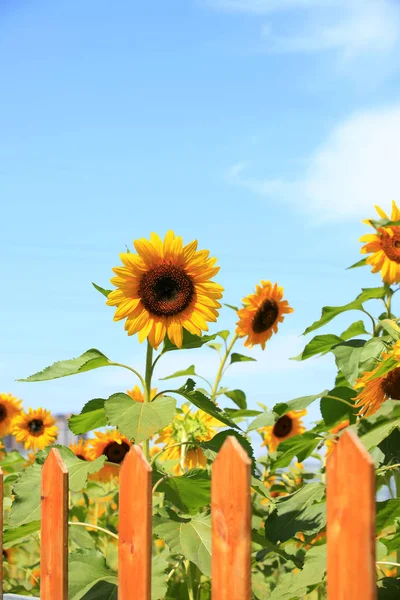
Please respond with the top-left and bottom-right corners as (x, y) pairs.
(3, 413), (86, 453)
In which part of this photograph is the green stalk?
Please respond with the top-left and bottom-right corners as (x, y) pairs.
(143, 341), (154, 462)
(210, 333), (239, 402)
(185, 559), (195, 600)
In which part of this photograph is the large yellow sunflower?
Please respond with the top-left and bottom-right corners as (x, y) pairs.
(87, 430), (131, 482)
(0, 393), (23, 437)
(126, 385), (157, 402)
(261, 410), (306, 453)
(12, 408), (58, 451)
(106, 231), (224, 349)
(69, 438), (90, 460)
(236, 281), (293, 350)
(360, 201), (400, 283)
(354, 359), (400, 417)
(155, 405), (223, 475)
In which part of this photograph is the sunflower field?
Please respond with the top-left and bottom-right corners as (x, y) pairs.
(2, 203), (400, 598)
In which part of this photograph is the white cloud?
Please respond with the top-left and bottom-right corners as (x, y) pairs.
(207, 0), (400, 59)
(226, 105), (400, 223)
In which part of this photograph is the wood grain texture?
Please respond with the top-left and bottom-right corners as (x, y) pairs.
(211, 436), (252, 600)
(40, 448), (68, 600)
(327, 429), (376, 600)
(118, 445), (152, 600)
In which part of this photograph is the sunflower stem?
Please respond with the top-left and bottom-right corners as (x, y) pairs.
(210, 333), (239, 402)
(108, 361), (146, 388)
(143, 341), (154, 462)
(68, 521), (118, 540)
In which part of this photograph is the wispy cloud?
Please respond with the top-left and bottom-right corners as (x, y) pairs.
(226, 105), (400, 223)
(206, 0), (400, 59)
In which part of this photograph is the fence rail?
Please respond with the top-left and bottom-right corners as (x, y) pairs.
(1, 430), (377, 599)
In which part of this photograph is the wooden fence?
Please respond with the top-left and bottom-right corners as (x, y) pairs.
(0, 430), (377, 599)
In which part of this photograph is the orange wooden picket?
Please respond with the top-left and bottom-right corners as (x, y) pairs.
(211, 436), (252, 600)
(326, 429), (376, 600)
(118, 445), (152, 600)
(40, 448), (68, 600)
(1, 433), (380, 599)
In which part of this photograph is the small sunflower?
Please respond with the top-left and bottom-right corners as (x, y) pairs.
(87, 430), (132, 482)
(3, 547), (18, 564)
(354, 360), (400, 417)
(69, 438), (90, 460)
(155, 405), (223, 474)
(324, 420), (350, 459)
(360, 201), (400, 283)
(12, 408), (58, 451)
(0, 393), (23, 437)
(126, 385), (157, 402)
(261, 410), (306, 453)
(106, 231), (224, 349)
(236, 281), (293, 349)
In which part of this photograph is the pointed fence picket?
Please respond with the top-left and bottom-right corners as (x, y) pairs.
(1, 433), (380, 599)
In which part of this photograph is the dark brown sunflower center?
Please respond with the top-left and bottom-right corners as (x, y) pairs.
(381, 367), (400, 400)
(381, 227), (400, 263)
(273, 415), (293, 438)
(103, 441), (130, 464)
(0, 404), (7, 423)
(28, 419), (44, 435)
(252, 299), (279, 334)
(138, 263), (195, 317)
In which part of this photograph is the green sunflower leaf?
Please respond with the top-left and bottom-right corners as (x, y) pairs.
(175, 380), (240, 430)
(9, 447), (105, 527)
(331, 340), (366, 386)
(3, 520), (41, 547)
(17, 349), (113, 382)
(340, 320), (369, 340)
(320, 386), (357, 427)
(360, 417), (400, 450)
(268, 546), (326, 600)
(303, 287), (386, 335)
(230, 353), (256, 364)
(291, 334), (342, 361)
(265, 483), (326, 544)
(273, 391), (329, 417)
(271, 432), (321, 469)
(217, 330), (230, 341)
(92, 282), (112, 298)
(154, 509), (212, 576)
(346, 257), (368, 270)
(224, 303), (239, 311)
(105, 393), (176, 442)
(247, 410), (275, 431)
(68, 399), (107, 435)
(379, 318), (400, 341)
(224, 389), (247, 409)
(68, 549), (118, 600)
(201, 429), (255, 473)
(158, 469), (211, 514)
(376, 499), (400, 532)
(160, 365), (197, 380)
(162, 330), (218, 352)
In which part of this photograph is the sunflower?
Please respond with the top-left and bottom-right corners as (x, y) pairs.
(261, 410), (306, 453)
(3, 547), (18, 564)
(106, 231), (224, 349)
(236, 281), (293, 350)
(0, 393), (22, 437)
(324, 420), (350, 459)
(126, 385), (157, 402)
(69, 438), (90, 460)
(354, 359), (400, 417)
(87, 430), (132, 482)
(360, 201), (400, 283)
(12, 408), (58, 451)
(155, 404), (223, 475)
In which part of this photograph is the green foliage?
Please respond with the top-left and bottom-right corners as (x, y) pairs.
(92, 282), (112, 298)
(158, 469), (211, 514)
(272, 433), (322, 469)
(68, 550), (118, 600)
(105, 393), (176, 442)
(175, 379), (240, 430)
(303, 287), (386, 335)
(273, 391), (329, 417)
(230, 352), (256, 364)
(265, 484), (326, 544)
(224, 389), (247, 409)
(161, 365), (198, 379)
(154, 510), (212, 576)
(162, 331), (217, 352)
(18, 349), (113, 382)
(268, 546), (326, 600)
(69, 399), (107, 435)
(320, 386), (357, 426)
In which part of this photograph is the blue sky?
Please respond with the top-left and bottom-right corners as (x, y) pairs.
(1, 0), (400, 431)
